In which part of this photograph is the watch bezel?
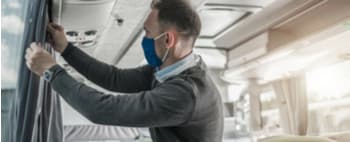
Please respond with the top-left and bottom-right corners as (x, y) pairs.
(43, 69), (53, 82)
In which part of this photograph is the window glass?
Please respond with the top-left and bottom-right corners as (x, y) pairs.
(1, 0), (30, 140)
(1, 0), (27, 89)
(306, 61), (350, 102)
(259, 87), (283, 136)
(306, 61), (350, 133)
(260, 89), (278, 111)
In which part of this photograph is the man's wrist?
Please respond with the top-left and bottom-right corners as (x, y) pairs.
(61, 42), (75, 57)
(58, 42), (68, 54)
(46, 62), (58, 70)
(43, 64), (64, 82)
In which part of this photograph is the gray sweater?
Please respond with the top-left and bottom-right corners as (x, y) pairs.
(49, 43), (223, 142)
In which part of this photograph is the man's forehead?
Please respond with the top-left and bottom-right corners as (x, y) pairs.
(144, 9), (158, 26)
(149, 9), (159, 17)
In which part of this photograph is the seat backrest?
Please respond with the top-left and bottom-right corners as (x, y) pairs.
(258, 135), (337, 142)
(323, 131), (350, 142)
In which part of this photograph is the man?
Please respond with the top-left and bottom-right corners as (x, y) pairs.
(25, 0), (223, 141)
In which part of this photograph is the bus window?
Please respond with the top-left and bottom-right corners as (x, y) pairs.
(260, 88), (283, 136)
(306, 61), (350, 134)
(1, 0), (30, 141)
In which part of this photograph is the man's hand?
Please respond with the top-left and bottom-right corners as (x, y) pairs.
(47, 23), (68, 54)
(25, 42), (57, 76)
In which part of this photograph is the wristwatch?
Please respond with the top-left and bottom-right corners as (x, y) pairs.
(43, 69), (54, 82)
(42, 65), (64, 82)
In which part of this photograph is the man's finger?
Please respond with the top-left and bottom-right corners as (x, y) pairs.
(26, 45), (35, 60)
(47, 23), (56, 34)
(26, 47), (33, 55)
(49, 23), (64, 31)
(30, 43), (37, 51)
(26, 61), (32, 69)
(30, 43), (44, 54)
(31, 42), (41, 49)
(26, 62), (30, 68)
(25, 52), (30, 60)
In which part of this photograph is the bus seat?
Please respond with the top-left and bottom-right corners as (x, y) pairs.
(258, 135), (337, 142)
(323, 131), (350, 142)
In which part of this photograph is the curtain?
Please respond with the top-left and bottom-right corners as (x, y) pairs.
(247, 80), (263, 131)
(32, 0), (63, 141)
(8, 0), (63, 141)
(272, 74), (308, 135)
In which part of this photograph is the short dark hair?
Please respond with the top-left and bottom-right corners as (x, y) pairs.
(152, 0), (201, 41)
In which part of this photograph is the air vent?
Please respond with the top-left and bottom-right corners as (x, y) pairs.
(66, 31), (78, 36)
(65, 30), (97, 47)
(81, 40), (96, 47)
(66, 30), (79, 43)
(84, 30), (97, 36)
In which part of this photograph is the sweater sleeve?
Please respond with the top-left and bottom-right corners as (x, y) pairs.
(60, 43), (154, 93)
(49, 64), (195, 127)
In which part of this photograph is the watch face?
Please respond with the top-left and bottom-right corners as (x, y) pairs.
(44, 70), (52, 81)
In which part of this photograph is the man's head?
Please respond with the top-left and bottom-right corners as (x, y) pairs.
(142, 0), (201, 68)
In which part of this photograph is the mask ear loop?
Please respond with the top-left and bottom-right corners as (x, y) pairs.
(154, 32), (167, 40)
(161, 47), (170, 62)
(155, 32), (170, 63)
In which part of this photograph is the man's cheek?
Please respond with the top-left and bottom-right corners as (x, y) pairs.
(155, 42), (163, 57)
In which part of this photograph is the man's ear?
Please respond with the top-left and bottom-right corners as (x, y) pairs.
(165, 30), (177, 49)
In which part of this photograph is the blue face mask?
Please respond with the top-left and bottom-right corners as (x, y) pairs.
(141, 33), (170, 67)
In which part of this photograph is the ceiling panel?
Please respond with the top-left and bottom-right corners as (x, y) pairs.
(116, 32), (145, 68)
(55, 0), (115, 30)
(199, 9), (247, 38)
(93, 0), (151, 64)
(213, 0), (330, 49)
(194, 0), (276, 49)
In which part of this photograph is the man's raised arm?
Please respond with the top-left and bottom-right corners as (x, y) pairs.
(61, 43), (154, 93)
(47, 23), (153, 93)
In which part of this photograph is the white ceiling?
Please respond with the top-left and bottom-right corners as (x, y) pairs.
(54, 0), (280, 69)
(95, 0), (153, 64)
(112, 0), (277, 68)
(54, 0), (350, 82)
